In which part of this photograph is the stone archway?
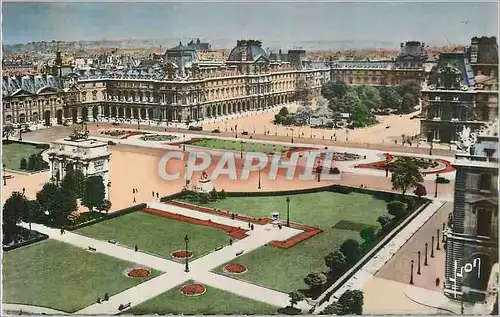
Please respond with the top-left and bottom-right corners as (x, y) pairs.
(92, 106), (99, 120)
(148, 108), (153, 120)
(19, 113), (26, 124)
(56, 109), (63, 125)
(72, 108), (78, 123)
(217, 105), (222, 116)
(81, 107), (88, 122)
(32, 112), (39, 123)
(118, 107), (124, 118)
(140, 108), (146, 119)
(44, 110), (51, 126)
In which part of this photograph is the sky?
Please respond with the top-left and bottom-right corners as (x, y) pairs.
(2, 1), (499, 48)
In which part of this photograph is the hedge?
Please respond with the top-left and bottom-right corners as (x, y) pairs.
(66, 203), (147, 231)
(3, 231), (49, 252)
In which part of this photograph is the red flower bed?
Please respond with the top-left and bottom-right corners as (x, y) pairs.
(271, 226), (323, 249)
(224, 263), (248, 274)
(171, 250), (193, 259)
(355, 153), (455, 175)
(180, 283), (206, 296)
(284, 147), (320, 158)
(142, 208), (249, 240)
(121, 131), (147, 139)
(127, 268), (151, 278)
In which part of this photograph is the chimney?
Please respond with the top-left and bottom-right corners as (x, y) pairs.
(400, 43), (404, 49)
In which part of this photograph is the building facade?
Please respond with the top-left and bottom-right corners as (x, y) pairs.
(420, 37), (498, 144)
(444, 120), (498, 302)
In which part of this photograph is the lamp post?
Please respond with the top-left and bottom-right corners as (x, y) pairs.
(184, 235), (190, 272)
(424, 243), (428, 266)
(431, 236), (435, 258)
(137, 117), (140, 130)
(3, 163), (6, 186)
(286, 197), (290, 227)
(235, 124), (238, 138)
(417, 251), (421, 274)
(258, 169), (261, 189)
(442, 222), (446, 243)
(434, 173), (439, 198)
(410, 260), (414, 284)
(291, 129), (294, 144)
(429, 139), (433, 156)
(107, 181), (111, 200)
(240, 141), (243, 159)
(183, 134), (186, 152)
(436, 229), (441, 250)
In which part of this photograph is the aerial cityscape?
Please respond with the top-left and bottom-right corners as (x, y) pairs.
(1, 1), (499, 316)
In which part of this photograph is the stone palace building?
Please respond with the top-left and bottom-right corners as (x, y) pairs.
(3, 39), (430, 125)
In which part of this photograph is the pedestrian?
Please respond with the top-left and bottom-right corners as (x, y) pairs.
(231, 213), (235, 220)
(133, 189), (135, 194)
(136, 188), (138, 193)
(248, 222), (251, 228)
(104, 293), (109, 301)
(251, 224), (254, 231)
(60, 227), (64, 235)
(156, 192), (159, 198)
(229, 238), (233, 245)
(133, 197), (136, 203)
(152, 191), (155, 197)
(435, 277), (440, 287)
(97, 297), (101, 304)
(135, 245), (138, 252)
(22, 187), (26, 195)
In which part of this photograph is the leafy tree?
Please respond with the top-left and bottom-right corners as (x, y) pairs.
(2, 191), (27, 243)
(279, 107), (289, 116)
(48, 186), (77, 226)
(61, 168), (87, 198)
(83, 176), (106, 211)
(390, 157), (424, 195)
(321, 80), (348, 101)
(414, 184), (427, 197)
(338, 91), (361, 113)
(199, 192), (209, 204)
(304, 272), (327, 292)
(378, 86), (401, 109)
(400, 93), (417, 114)
(288, 291), (305, 308)
(36, 182), (58, 212)
(25, 200), (43, 231)
(321, 301), (350, 315)
(338, 289), (364, 315)
(20, 157), (27, 170)
(351, 103), (376, 127)
(387, 201), (408, 219)
(377, 215), (391, 230)
(3, 125), (15, 140)
(397, 80), (422, 100)
(209, 188), (218, 201)
(360, 227), (376, 245)
(27, 154), (37, 171)
(99, 199), (112, 213)
(340, 239), (361, 265)
(315, 96), (332, 119)
(358, 86), (381, 110)
(218, 189), (227, 199)
(325, 250), (347, 277)
(293, 77), (312, 107)
(295, 104), (313, 124)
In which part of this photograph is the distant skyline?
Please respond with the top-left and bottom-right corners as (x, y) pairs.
(2, 2), (499, 49)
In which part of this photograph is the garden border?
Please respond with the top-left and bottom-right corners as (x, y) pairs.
(3, 231), (49, 252)
(65, 203), (147, 231)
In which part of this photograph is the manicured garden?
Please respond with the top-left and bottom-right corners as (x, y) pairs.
(76, 211), (229, 259)
(2, 239), (159, 312)
(188, 138), (291, 154)
(2, 141), (46, 171)
(180, 191), (388, 293)
(127, 280), (279, 315)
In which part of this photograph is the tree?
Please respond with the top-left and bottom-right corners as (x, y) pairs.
(358, 86), (381, 110)
(377, 215), (391, 230)
(25, 200), (43, 231)
(3, 191), (27, 243)
(48, 187), (77, 226)
(27, 154), (37, 171)
(414, 184), (427, 197)
(400, 93), (417, 114)
(338, 289), (364, 315)
(321, 301), (350, 315)
(293, 77), (312, 107)
(61, 168), (87, 198)
(279, 107), (289, 116)
(83, 176), (106, 211)
(378, 86), (401, 110)
(288, 291), (305, 308)
(304, 272), (327, 292)
(218, 189), (227, 199)
(321, 80), (348, 101)
(3, 125), (15, 140)
(20, 157), (27, 170)
(390, 157), (424, 195)
(315, 96), (332, 119)
(209, 188), (218, 201)
(360, 227), (376, 245)
(36, 182), (59, 212)
(295, 104), (313, 124)
(339, 91), (361, 113)
(340, 239), (361, 265)
(397, 80), (422, 101)
(387, 201), (408, 219)
(325, 250), (347, 277)
(99, 199), (112, 213)
(350, 103), (375, 127)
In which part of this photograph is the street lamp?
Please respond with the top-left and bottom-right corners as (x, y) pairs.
(290, 129), (294, 144)
(429, 139), (433, 156)
(434, 173), (439, 198)
(286, 197), (290, 227)
(184, 235), (190, 272)
(431, 236), (435, 258)
(240, 141), (244, 159)
(417, 251), (421, 275)
(137, 117), (141, 130)
(235, 125), (238, 138)
(410, 260), (414, 284)
(436, 229), (441, 250)
(424, 243), (428, 266)
(3, 163), (6, 186)
(258, 169), (261, 189)
(107, 181), (111, 200)
(183, 134), (186, 152)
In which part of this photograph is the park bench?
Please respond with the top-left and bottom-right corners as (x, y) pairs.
(118, 302), (131, 311)
(236, 250), (244, 256)
(108, 239), (117, 244)
(215, 246), (223, 251)
(88, 246), (97, 252)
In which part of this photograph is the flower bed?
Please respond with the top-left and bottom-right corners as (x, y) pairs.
(223, 263), (248, 274)
(140, 134), (178, 142)
(101, 130), (129, 137)
(171, 250), (193, 259)
(355, 153), (454, 175)
(180, 283), (207, 296)
(121, 131), (148, 139)
(127, 268), (151, 278)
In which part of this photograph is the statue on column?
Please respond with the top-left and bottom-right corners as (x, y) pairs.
(456, 126), (477, 153)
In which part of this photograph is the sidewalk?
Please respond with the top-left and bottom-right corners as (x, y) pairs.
(2, 303), (67, 315)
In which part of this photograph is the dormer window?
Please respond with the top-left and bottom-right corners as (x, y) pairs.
(453, 96), (459, 101)
(434, 96), (441, 101)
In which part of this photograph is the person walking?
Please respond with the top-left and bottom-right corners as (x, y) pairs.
(152, 191), (155, 197)
(133, 197), (136, 203)
(135, 245), (138, 252)
(251, 224), (254, 231)
(229, 238), (233, 245)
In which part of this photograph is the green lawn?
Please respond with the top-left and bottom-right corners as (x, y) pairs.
(2, 239), (160, 312)
(127, 280), (279, 315)
(76, 211), (229, 260)
(2, 142), (44, 171)
(189, 138), (291, 154)
(189, 191), (388, 292)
